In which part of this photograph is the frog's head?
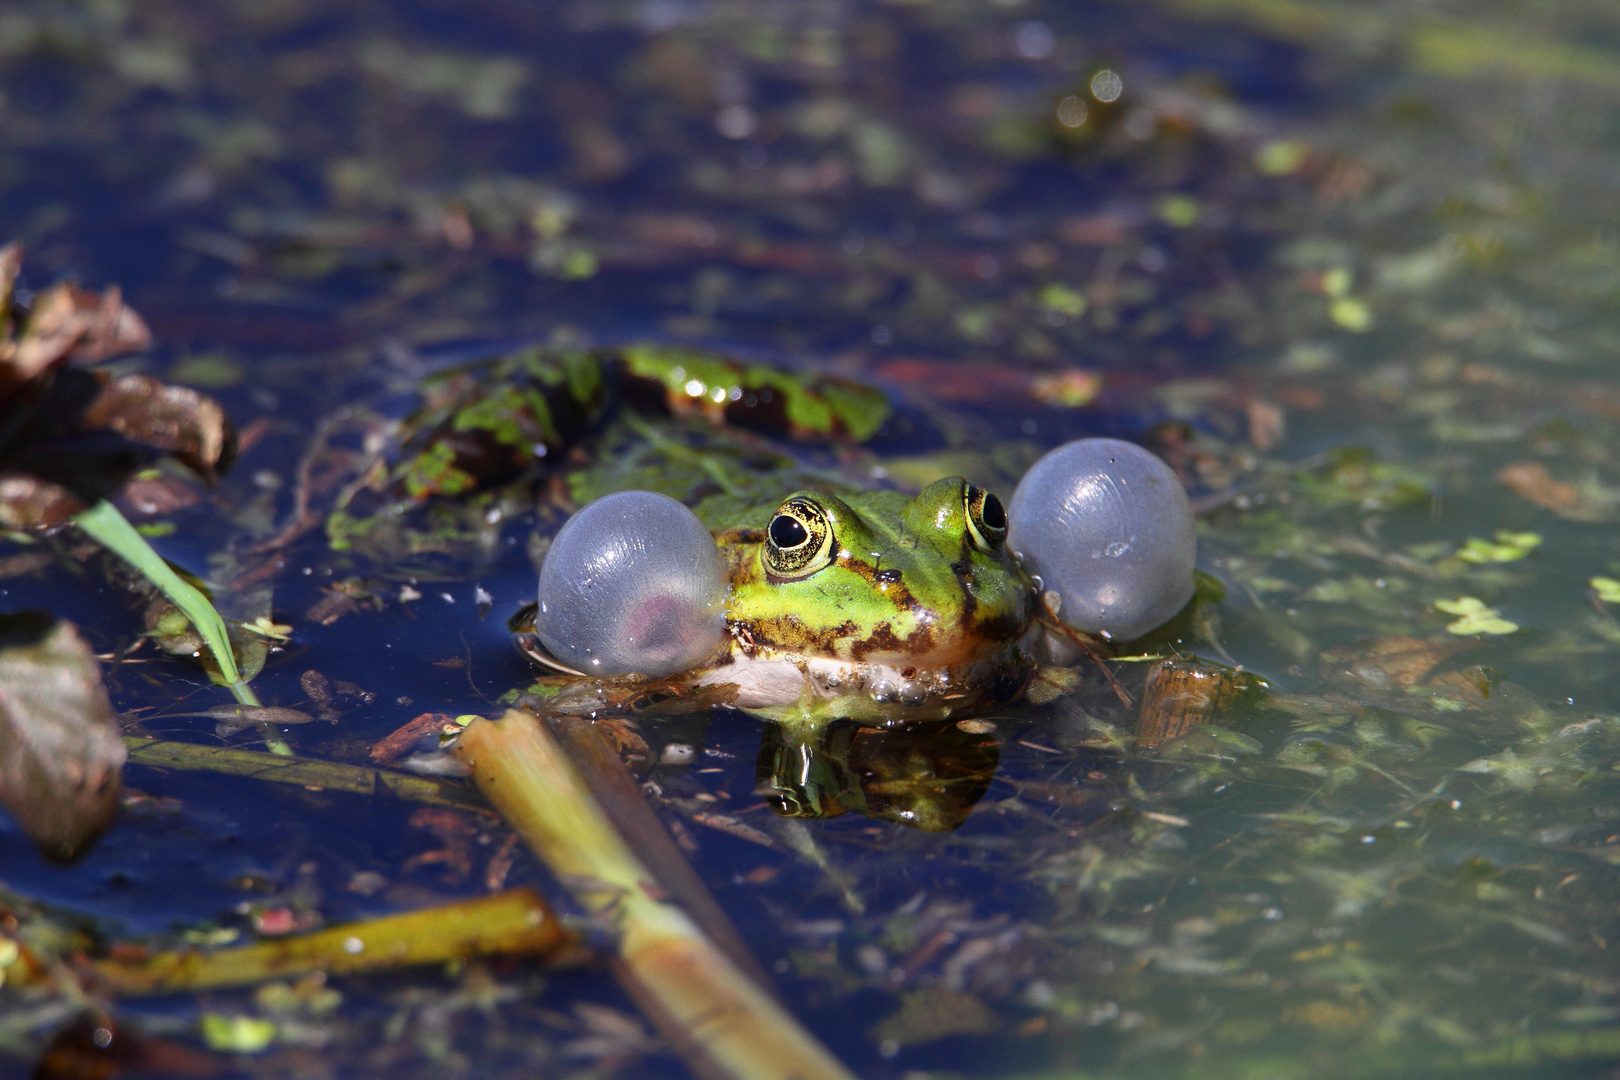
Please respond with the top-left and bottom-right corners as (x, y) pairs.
(724, 477), (1035, 671)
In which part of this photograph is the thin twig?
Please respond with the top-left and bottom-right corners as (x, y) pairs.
(1038, 603), (1133, 707)
(245, 406), (387, 556)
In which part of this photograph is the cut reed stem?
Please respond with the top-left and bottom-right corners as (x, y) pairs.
(455, 708), (857, 1080)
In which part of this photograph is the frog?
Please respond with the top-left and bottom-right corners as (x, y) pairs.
(684, 476), (1041, 731)
(344, 339), (1192, 735)
(334, 342), (1196, 828)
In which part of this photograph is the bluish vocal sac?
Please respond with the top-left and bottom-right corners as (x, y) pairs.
(537, 490), (728, 676)
(1006, 438), (1196, 642)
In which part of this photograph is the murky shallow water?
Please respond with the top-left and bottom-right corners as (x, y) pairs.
(2, 1), (1619, 1077)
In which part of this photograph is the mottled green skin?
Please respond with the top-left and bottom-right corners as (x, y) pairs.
(699, 477), (1040, 730)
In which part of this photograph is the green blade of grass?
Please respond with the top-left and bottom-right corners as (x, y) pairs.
(74, 500), (290, 756)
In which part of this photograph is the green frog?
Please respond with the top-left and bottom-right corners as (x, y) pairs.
(343, 343), (1185, 734)
(690, 477), (1040, 729)
(337, 343), (1192, 828)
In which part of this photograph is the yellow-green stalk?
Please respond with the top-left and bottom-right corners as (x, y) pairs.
(455, 708), (857, 1080)
(95, 889), (575, 994)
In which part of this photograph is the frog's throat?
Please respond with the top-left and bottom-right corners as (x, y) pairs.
(693, 633), (1038, 729)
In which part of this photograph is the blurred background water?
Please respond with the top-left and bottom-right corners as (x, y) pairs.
(2, 1), (1620, 1077)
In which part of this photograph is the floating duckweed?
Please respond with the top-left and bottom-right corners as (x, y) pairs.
(240, 617), (293, 641)
(1156, 194), (1200, 228)
(1254, 139), (1310, 175)
(199, 1014), (277, 1054)
(1329, 296), (1374, 332)
(1434, 596), (1518, 635)
(1592, 577), (1620, 603)
(1458, 530), (1542, 563)
(1029, 368), (1102, 407)
(1035, 282), (1088, 318)
(0, 937), (18, 988)
(557, 247), (598, 279)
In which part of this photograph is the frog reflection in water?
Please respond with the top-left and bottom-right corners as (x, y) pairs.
(755, 718), (1001, 833)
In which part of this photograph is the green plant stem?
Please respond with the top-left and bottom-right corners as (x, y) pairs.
(123, 738), (485, 809)
(93, 888), (577, 995)
(74, 499), (290, 756)
(455, 709), (858, 1080)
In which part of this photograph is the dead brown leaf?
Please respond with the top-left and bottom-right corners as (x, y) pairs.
(1497, 461), (1619, 521)
(1497, 462), (1579, 512)
(85, 374), (235, 482)
(1136, 658), (1259, 751)
(0, 614), (124, 860)
(1246, 399), (1286, 451)
(0, 275), (150, 394)
(1319, 636), (1465, 693)
(0, 472), (87, 530)
(403, 806), (477, 883)
(306, 578), (386, 626)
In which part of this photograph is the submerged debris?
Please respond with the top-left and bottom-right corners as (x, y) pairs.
(0, 614), (123, 860)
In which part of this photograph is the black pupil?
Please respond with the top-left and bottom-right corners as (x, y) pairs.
(980, 492), (1007, 531)
(770, 514), (809, 548)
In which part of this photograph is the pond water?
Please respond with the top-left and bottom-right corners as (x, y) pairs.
(2, 1), (1620, 1077)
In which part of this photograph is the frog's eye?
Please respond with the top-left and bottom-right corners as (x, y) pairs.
(964, 485), (1008, 551)
(764, 497), (834, 578)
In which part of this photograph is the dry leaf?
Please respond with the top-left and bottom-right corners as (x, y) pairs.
(1246, 399), (1286, 451)
(1319, 635), (1465, 693)
(85, 374), (236, 482)
(0, 613), (124, 860)
(0, 472), (88, 530)
(1496, 461), (1618, 521)
(1136, 658), (1257, 750)
(1, 280), (151, 388)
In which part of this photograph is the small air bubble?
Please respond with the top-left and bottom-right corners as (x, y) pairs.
(660, 743), (696, 765)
